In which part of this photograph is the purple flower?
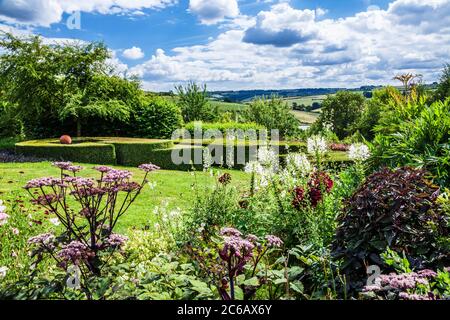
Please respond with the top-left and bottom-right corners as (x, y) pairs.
(246, 234), (259, 244)
(418, 269), (437, 278)
(117, 182), (141, 192)
(71, 187), (106, 198)
(52, 162), (73, 170)
(31, 194), (60, 206)
(28, 233), (55, 248)
(220, 227), (242, 237)
(24, 177), (62, 189)
(93, 166), (113, 173)
(67, 165), (84, 173)
(57, 241), (94, 266)
(102, 169), (133, 183)
(220, 236), (254, 260)
(265, 235), (283, 248)
(138, 164), (160, 173)
(104, 233), (128, 248)
(63, 176), (94, 187)
(399, 292), (431, 300)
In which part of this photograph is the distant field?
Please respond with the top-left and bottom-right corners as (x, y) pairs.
(209, 100), (247, 112)
(291, 110), (320, 124)
(283, 95), (328, 107)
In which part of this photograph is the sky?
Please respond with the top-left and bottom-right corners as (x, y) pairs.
(0, 0), (449, 91)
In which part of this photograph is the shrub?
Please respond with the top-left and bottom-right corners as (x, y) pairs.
(184, 121), (265, 136)
(333, 167), (450, 290)
(112, 139), (174, 167)
(314, 91), (366, 140)
(370, 99), (450, 186)
(244, 97), (300, 138)
(0, 102), (22, 138)
(175, 82), (217, 123)
(15, 139), (116, 164)
(133, 96), (184, 139)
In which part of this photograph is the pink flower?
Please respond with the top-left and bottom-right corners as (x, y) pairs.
(11, 228), (19, 235)
(220, 227), (242, 237)
(93, 166), (113, 173)
(0, 212), (10, 226)
(52, 162), (73, 170)
(265, 235), (283, 248)
(138, 164), (160, 173)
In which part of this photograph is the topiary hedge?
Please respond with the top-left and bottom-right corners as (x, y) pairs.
(15, 139), (116, 164)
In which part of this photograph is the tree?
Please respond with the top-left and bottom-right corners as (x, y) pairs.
(58, 75), (141, 137)
(244, 96), (300, 137)
(393, 73), (422, 98)
(133, 95), (183, 139)
(0, 33), (141, 137)
(175, 82), (217, 122)
(435, 64), (450, 102)
(316, 91), (366, 140)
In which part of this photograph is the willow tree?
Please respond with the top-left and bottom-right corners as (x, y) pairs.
(0, 33), (139, 137)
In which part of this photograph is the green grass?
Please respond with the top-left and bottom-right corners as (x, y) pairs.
(0, 162), (250, 234)
(209, 100), (248, 112)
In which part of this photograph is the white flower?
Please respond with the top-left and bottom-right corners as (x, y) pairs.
(307, 136), (328, 155)
(286, 153), (312, 176)
(349, 143), (371, 162)
(0, 200), (6, 212)
(154, 223), (160, 230)
(257, 146), (278, 167)
(0, 266), (8, 278)
(49, 218), (60, 226)
(244, 161), (264, 175)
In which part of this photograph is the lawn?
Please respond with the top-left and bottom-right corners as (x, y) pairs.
(0, 162), (250, 234)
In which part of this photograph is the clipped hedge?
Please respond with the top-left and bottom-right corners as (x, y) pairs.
(184, 121), (265, 136)
(110, 139), (174, 167)
(15, 139), (116, 164)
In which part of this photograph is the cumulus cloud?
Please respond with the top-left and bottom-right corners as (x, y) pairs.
(122, 46), (145, 60)
(189, 0), (239, 25)
(131, 0), (450, 91)
(0, 0), (176, 26)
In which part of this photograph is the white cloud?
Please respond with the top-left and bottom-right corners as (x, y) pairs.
(132, 0), (450, 91)
(123, 46), (145, 60)
(189, 0), (239, 25)
(0, 0), (177, 26)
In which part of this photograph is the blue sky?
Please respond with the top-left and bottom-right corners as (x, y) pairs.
(0, 0), (449, 91)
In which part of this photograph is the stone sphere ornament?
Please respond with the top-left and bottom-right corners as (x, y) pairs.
(60, 135), (72, 145)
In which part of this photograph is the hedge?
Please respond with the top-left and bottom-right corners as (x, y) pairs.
(15, 137), (351, 171)
(110, 139), (174, 167)
(15, 139), (116, 164)
(184, 121), (265, 136)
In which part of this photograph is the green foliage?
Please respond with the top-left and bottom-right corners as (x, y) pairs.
(244, 97), (300, 138)
(371, 99), (450, 186)
(355, 88), (393, 140)
(333, 167), (450, 290)
(175, 82), (217, 123)
(0, 33), (142, 138)
(0, 101), (22, 138)
(133, 96), (183, 139)
(15, 139), (117, 164)
(184, 121), (265, 136)
(435, 63), (450, 102)
(315, 91), (366, 140)
(113, 140), (174, 167)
